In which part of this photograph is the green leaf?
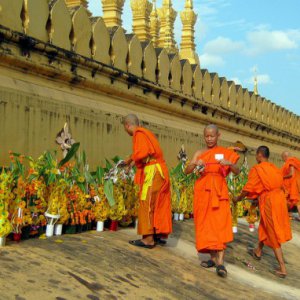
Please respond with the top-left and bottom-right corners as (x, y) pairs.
(82, 151), (87, 167)
(104, 180), (115, 206)
(12, 152), (21, 157)
(105, 159), (112, 170)
(84, 170), (94, 184)
(77, 182), (86, 193)
(111, 156), (122, 164)
(171, 163), (183, 177)
(58, 143), (80, 168)
(47, 173), (56, 185)
(28, 173), (38, 182)
(96, 167), (105, 183)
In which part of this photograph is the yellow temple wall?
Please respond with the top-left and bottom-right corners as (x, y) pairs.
(0, 0), (299, 168)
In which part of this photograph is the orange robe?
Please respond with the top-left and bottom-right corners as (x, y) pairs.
(282, 157), (300, 208)
(243, 162), (292, 249)
(194, 146), (239, 253)
(132, 127), (172, 236)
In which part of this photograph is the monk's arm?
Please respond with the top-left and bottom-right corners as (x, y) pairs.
(184, 150), (204, 174)
(283, 166), (294, 179)
(219, 159), (240, 175)
(232, 190), (249, 204)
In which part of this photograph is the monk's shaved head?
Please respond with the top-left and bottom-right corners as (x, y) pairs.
(257, 146), (270, 158)
(281, 151), (291, 162)
(282, 151), (291, 157)
(204, 124), (219, 133)
(123, 114), (140, 126)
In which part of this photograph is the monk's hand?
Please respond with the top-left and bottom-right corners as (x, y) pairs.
(232, 196), (240, 204)
(124, 165), (132, 175)
(219, 159), (232, 166)
(122, 157), (133, 166)
(193, 159), (205, 176)
(195, 159), (205, 167)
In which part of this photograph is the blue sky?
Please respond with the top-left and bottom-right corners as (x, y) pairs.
(88, 0), (300, 115)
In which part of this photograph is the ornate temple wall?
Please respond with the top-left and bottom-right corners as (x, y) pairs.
(0, 0), (299, 168)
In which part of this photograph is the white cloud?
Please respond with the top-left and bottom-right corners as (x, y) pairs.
(245, 74), (273, 85)
(246, 30), (298, 55)
(203, 36), (244, 55)
(200, 53), (225, 67)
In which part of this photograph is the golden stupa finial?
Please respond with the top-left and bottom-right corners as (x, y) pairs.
(179, 0), (199, 65)
(185, 0), (193, 9)
(101, 0), (126, 28)
(254, 67), (258, 95)
(131, 0), (153, 42)
(157, 0), (177, 53)
(65, 0), (91, 15)
(150, 0), (160, 47)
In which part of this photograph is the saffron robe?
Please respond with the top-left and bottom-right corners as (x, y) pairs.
(243, 162), (292, 249)
(132, 127), (172, 236)
(194, 146), (239, 252)
(282, 157), (300, 208)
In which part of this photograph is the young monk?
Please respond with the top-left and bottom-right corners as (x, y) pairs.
(235, 146), (292, 278)
(185, 124), (240, 278)
(281, 151), (300, 221)
(123, 114), (172, 249)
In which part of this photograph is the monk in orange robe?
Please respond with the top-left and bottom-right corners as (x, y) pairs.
(185, 124), (240, 278)
(123, 114), (172, 249)
(281, 151), (300, 220)
(235, 146), (292, 278)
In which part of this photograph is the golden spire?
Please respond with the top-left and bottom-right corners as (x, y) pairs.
(101, 0), (125, 27)
(180, 0), (199, 65)
(157, 0), (177, 53)
(150, 0), (160, 47)
(65, 0), (88, 9)
(254, 68), (258, 95)
(131, 0), (153, 42)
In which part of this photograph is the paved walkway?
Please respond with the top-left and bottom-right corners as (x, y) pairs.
(0, 219), (299, 300)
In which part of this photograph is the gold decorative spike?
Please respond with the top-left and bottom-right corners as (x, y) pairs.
(254, 67), (258, 95)
(157, 0), (177, 53)
(65, 0), (91, 16)
(131, 0), (153, 42)
(180, 0), (199, 65)
(65, 0), (88, 8)
(101, 0), (125, 27)
(150, 0), (160, 46)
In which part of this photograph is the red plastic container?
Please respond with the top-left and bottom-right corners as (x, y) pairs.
(13, 233), (22, 242)
(109, 220), (118, 231)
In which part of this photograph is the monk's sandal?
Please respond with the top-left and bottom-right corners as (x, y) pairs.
(200, 260), (216, 268)
(216, 265), (227, 278)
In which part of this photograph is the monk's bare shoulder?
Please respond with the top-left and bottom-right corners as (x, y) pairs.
(191, 149), (205, 161)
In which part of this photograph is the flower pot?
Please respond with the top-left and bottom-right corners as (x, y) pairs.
(232, 226), (238, 233)
(96, 221), (104, 232)
(21, 226), (31, 240)
(86, 222), (92, 231)
(54, 224), (63, 236)
(46, 224), (54, 237)
(109, 220), (118, 231)
(179, 213), (184, 221)
(65, 225), (76, 234)
(0, 236), (6, 247)
(249, 224), (255, 232)
(38, 226), (44, 236)
(76, 224), (83, 233)
(13, 233), (22, 242)
(173, 213), (179, 221)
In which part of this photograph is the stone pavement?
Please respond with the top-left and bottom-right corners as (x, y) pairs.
(0, 219), (300, 300)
